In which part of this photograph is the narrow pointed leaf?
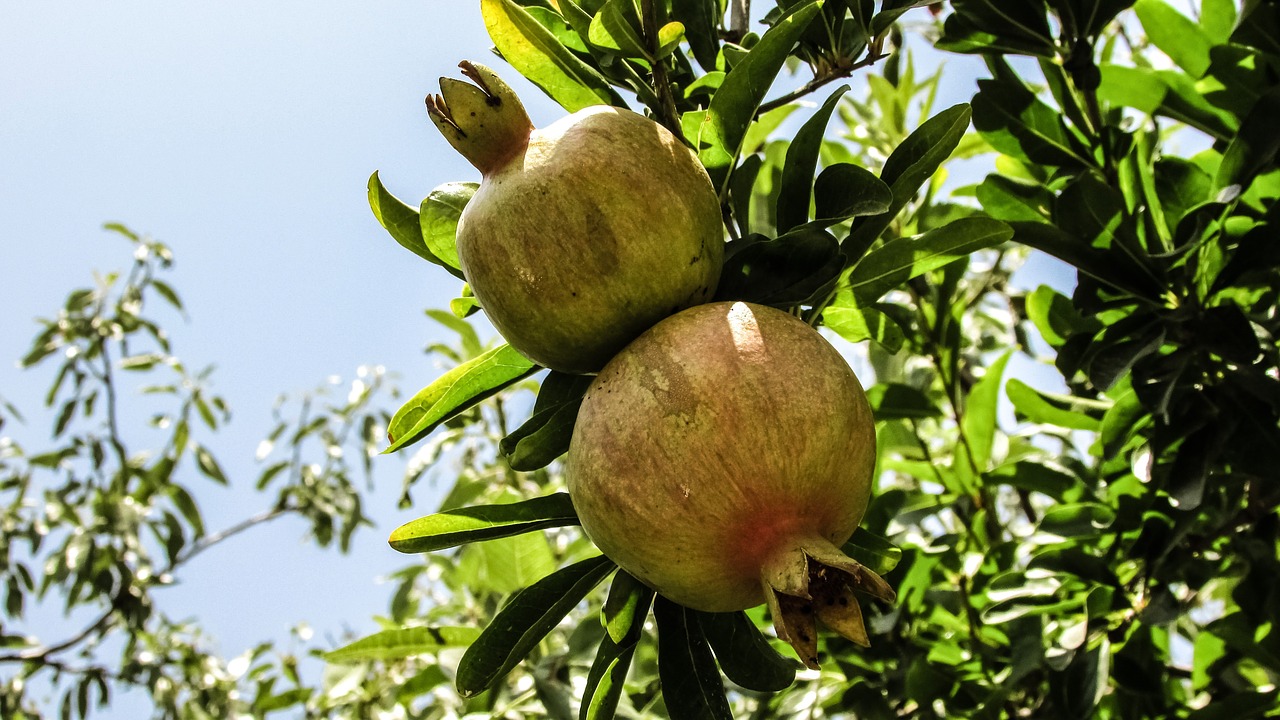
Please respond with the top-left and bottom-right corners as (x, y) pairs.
(654, 597), (733, 720)
(845, 217), (1012, 303)
(482, 0), (625, 112)
(602, 570), (654, 645)
(370, 171), (453, 271)
(845, 104), (972, 251)
(699, 611), (798, 692)
(581, 632), (639, 720)
(776, 85), (851, 232)
(457, 555), (616, 696)
(385, 345), (539, 453)
(500, 372), (594, 471)
(324, 627), (481, 664)
(582, 571), (653, 720)
(1006, 379), (1103, 431)
(388, 493), (579, 554)
(698, 0), (824, 191)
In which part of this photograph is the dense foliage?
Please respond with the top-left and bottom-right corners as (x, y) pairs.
(3, 1), (1279, 718)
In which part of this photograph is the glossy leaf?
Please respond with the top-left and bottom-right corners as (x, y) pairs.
(482, 0), (624, 112)
(699, 611), (797, 692)
(369, 172), (455, 273)
(500, 372), (593, 471)
(420, 182), (476, 278)
(456, 555), (615, 696)
(388, 493), (579, 554)
(845, 217), (1013, 303)
(841, 526), (905, 577)
(588, 0), (650, 59)
(324, 626), (481, 664)
(972, 73), (1094, 170)
(1215, 84), (1280, 198)
(844, 104), (973, 253)
(776, 85), (851, 232)
(937, 0), (1056, 57)
(823, 304), (906, 353)
(697, 0), (823, 191)
(865, 383), (942, 420)
(385, 344), (539, 453)
(580, 630), (639, 720)
(715, 228), (844, 307)
(1007, 379), (1103, 431)
(1134, 0), (1213, 77)
(813, 163), (893, 225)
(654, 597), (733, 720)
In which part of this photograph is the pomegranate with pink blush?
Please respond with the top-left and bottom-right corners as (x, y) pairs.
(566, 301), (893, 668)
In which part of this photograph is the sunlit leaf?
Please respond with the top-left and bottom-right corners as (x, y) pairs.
(388, 493), (579, 554)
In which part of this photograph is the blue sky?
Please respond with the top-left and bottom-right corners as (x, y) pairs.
(0, 2), (549, 712)
(1, 2), (1073, 714)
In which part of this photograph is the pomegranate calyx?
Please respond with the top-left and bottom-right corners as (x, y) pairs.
(426, 61), (534, 176)
(761, 539), (894, 670)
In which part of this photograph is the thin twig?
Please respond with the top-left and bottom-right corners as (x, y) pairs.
(641, 0), (682, 138)
(758, 49), (888, 116)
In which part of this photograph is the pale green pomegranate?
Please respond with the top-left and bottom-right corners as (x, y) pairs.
(427, 62), (723, 374)
(565, 301), (893, 668)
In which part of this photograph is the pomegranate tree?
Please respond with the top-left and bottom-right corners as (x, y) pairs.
(426, 62), (723, 374)
(566, 301), (893, 667)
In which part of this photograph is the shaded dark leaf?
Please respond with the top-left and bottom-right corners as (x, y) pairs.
(654, 597), (733, 720)
(714, 227), (844, 307)
(699, 611), (798, 692)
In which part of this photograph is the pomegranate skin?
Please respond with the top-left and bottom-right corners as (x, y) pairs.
(565, 301), (877, 612)
(428, 63), (723, 374)
(457, 106), (722, 374)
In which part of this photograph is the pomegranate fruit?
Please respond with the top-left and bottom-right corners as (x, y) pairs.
(426, 62), (723, 374)
(566, 301), (894, 668)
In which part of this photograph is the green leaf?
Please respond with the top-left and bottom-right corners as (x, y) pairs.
(699, 611), (798, 692)
(1134, 0), (1214, 77)
(1007, 221), (1167, 302)
(1006, 379), (1102, 431)
(813, 163), (893, 225)
(823, 304), (906, 353)
(580, 571), (651, 720)
(425, 309), (483, 358)
(654, 597), (733, 720)
(976, 174), (1053, 224)
(482, 0), (625, 112)
(500, 372), (593, 471)
(865, 383), (942, 420)
(388, 493), (579, 554)
(844, 217), (1013, 303)
(841, 527), (904, 577)
(972, 73), (1094, 170)
(961, 350), (1011, 473)
(670, 0), (721, 71)
(1215, 84), (1280, 199)
(462, 531), (559, 594)
(1025, 284), (1097, 347)
(1038, 502), (1116, 538)
(193, 445), (228, 485)
(988, 461), (1085, 502)
(324, 627), (481, 664)
(456, 555), (615, 696)
(844, 104), (973, 253)
(588, 0), (650, 59)
(580, 631), (639, 720)
(602, 570), (654, 645)
(776, 85), (851, 233)
(385, 344), (539, 453)
(420, 182), (477, 279)
(937, 1), (1057, 57)
(697, 0), (824, 191)
(714, 228), (844, 307)
(369, 172), (453, 271)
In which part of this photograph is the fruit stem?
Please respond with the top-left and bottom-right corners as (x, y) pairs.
(426, 61), (534, 176)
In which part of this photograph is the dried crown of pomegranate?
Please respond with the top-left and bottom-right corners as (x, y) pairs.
(566, 301), (894, 668)
(425, 61), (723, 374)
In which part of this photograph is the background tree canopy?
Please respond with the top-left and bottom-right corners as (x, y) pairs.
(3, 1), (1279, 718)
